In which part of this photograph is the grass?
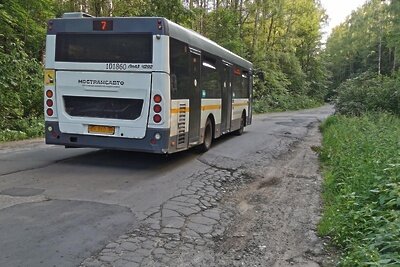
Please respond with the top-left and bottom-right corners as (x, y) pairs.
(0, 117), (44, 142)
(319, 113), (400, 266)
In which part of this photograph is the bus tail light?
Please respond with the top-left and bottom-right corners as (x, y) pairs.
(153, 104), (162, 113)
(45, 88), (55, 117)
(153, 94), (162, 103)
(151, 94), (163, 124)
(46, 90), (53, 98)
(153, 114), (162, 123)
(46, 99), (54, 107)
(46, 108), (54, 116)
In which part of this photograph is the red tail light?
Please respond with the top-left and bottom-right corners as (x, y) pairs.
(46, 99), (54, 107)
(46, 108), (54, 116)
(153, 104), (162, 113)
(153, 94), (162, 103)
(153, 114), (162, 123)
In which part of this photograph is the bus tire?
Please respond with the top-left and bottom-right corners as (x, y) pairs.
(234, 112), (246, 136)
(198, 118), (213, 152)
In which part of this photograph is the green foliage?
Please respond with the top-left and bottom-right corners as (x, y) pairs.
(278, 51), (309, 94)
(245, 0), (328, 111)
(253, 93), (322, 113)
(0, 1), (52, 142)
(0, 0), (54, 58)
(0, 42), (44, 141)
(319, 114), (400, 266)
(334, 72), (400, 116)
(305, 54), (330, 101)
(325, 0), (399, 93)
(0, 118), (44, 142)
(203, 8), (244, 54)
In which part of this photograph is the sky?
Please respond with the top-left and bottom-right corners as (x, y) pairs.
(320, 0), (367, 41)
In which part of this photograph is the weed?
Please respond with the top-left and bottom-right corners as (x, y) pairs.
(0, 117), (44, 142)
(319, 113), (400, 266)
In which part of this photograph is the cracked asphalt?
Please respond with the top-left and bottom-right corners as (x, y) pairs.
(0, 105), (333, 267)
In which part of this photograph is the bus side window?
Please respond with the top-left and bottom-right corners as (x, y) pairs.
(170, 38), (190, 99)
(201, 56), (220, 98)
(232, 68), (250, 99)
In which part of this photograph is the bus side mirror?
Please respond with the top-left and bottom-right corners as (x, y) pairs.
(255, 71), (265, 81)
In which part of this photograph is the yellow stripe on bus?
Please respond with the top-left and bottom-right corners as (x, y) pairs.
(171, 105), (221, 114)
(170, 103), (249, 113)
(171, 107), (190, 114)
(201, 105), (221, 111)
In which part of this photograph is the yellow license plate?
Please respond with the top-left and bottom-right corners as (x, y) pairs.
(88, 125), (115, 135)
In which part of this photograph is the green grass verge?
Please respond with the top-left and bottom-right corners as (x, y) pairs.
(0, 117), (44, 142)
(319, 113), (400, 266)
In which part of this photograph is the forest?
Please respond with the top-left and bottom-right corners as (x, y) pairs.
(325, 0), (399, 115)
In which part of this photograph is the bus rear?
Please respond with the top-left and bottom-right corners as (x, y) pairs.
(44, 13), (171, 153)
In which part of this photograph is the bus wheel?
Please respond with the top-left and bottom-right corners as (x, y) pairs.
(234, 113), (246, 136)
(198, 118), (213, 152)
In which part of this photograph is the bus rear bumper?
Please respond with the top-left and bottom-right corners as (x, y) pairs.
(45, 121), (170, 154)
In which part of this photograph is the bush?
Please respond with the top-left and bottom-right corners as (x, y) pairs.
(334, 72), (400, 116)
(253, 93), (322, 113)
(0, 118), (44, 142)
(319, 114), (400, 266)
(0, 41), (44, 142)
(252, 50), (327, 114)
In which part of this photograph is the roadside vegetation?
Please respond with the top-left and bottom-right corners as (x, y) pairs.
(320, 114), (400, 266)
(320, 1), (400, 266)
(0, 0), (328, 142)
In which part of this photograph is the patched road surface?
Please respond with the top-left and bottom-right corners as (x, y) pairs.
(0, 106), (333, 267)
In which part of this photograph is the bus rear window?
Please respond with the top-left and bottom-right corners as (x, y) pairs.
(55, 33), (152, 63)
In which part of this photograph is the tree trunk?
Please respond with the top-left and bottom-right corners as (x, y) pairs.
(267, 15), (274, 45)
(378, 35), (382, 75)
(251, 5), (259, 55)
(393, 46), (397, 74)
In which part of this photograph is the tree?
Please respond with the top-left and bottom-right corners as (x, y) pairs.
(325, 0), (398, 91)
(0, 0), (54, 59)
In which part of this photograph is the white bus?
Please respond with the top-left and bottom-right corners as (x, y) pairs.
(44, 12), (253, 154)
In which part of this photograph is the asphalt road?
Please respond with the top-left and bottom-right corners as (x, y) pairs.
(0, 105), (333, 267)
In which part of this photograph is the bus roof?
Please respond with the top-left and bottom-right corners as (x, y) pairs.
(48, 15), (252, 70)
(165, 19), (252, 70)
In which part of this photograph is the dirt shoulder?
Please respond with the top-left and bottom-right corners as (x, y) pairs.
(160, 111), (335, 266)
(213, 122), (333, 267)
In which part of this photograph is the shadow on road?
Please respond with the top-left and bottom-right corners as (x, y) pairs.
(56, 147), (197, 171)
(55, 131), (244, 171)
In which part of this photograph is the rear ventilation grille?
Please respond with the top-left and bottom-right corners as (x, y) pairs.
(176, 103), (187, 149)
